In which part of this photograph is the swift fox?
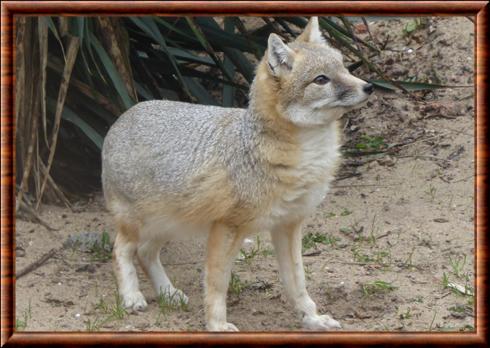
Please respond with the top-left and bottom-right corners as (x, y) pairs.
(102, 17), (373, 331)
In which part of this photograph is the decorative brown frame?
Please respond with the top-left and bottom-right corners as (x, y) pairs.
(1, 1), (488, 346)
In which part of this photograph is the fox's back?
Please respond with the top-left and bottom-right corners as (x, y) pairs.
(102, 100), (247, 204)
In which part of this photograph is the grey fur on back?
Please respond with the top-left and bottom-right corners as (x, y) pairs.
(102, 100), (266, 212)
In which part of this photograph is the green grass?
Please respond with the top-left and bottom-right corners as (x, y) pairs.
(402, 246), (416, 269)
(361, 280), (397, 296)
(157, 289), (189, 314)
(425, 184), (437, 202)
(86, 291), (128, 331)
(15, 300), (32, 331)
(95, 292), (127, 320)
(304, 264), (313, 281)
(84, 316), (109, 332)
(90, 231), (112, 262)
(448, 255), (467, 278)
(448, 304), (472, 315)
(460, 324), (475, 332)
(399, 307), (412, 320)
(340, 208), (352, 216)
(355, 135), (387, 151)
(239, 236), (273, 264)
(229, 272), (248, 296)
(302, 232), (340, 252)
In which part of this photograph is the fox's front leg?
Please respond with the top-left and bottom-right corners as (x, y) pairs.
(204, 223), (246, 331)
(270, 220), (341, 330)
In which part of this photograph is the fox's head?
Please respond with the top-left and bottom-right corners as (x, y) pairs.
(256, 17), (373, 127)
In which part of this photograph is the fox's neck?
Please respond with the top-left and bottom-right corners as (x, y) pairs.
(247, 61), (298, 139)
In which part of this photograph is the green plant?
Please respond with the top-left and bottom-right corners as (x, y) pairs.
(84, 316), (109, 332)
(157, 288), (189, 314)
(425, 184), (437, 202)
(239, 235), (271, 264)
(15, 300), (32, 331)
(304, 264), (313, 281)
(361, 280), (397, 296)
(403, 18), (427, 36)
(90, 231), (112, 262)
(460, 324), (475, 332)
(449, 255), (467, 278)
(355, 135), (387, 152)
(399, 307), (412, 320)
(352, 246), (373, 263)
(229, 272), (247, 296)
(302, 232), (339, 251)
(94, 292), (127, 321)
(428, 310), (438, 331)
(402, 246), (416, 268)
(340, 208), (352, 216)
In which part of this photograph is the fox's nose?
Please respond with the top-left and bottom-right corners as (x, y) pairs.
(363, 83), (374, 95)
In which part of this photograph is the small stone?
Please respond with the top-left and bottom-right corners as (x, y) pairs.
(377, 156), (396, 167)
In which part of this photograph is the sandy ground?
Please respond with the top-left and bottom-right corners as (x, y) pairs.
(15, 17), (475, 332)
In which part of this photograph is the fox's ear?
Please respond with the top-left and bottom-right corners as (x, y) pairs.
(296, 17), (327, 45)
(267, 33), (295, 76)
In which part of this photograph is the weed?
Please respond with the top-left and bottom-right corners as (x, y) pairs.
(460, 324), (475, 332)
(414, 295), (424, 303)
(352, 246), (373, 263)
(374, 250), (392, 266)
(429, 310), (438, 331)
(93, 292), (127, 321)
(448, 255), (466, 278)
(90, 231), (112, 262)
(325, 212), (337, 219)
(302, 232), (339, 252)
(15, 300), (32, 331)
(304, 264), (313, 281)
(403, 18), (427, 35)
(110, 293), (127, 320)
(339, 226), (352, 235)
(84, 316), (109, 332)
(355, 135), (386, 151)
(157, 288), (189, 314)
(365, 214), (380, 246)
(229, 272), (247, 296)
(239, 236), (272, 264)
(425, 184), (437, 202)
(448, 304), (472, 316)
(361, 280), (397, 296)
(340, 208), (352, 216)
(399, 308), (412, 320)
(442, 272), (450, 288)
(402, 246), (416, 268)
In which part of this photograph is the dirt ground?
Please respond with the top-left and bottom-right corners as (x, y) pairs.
(15, 17), (475, 332)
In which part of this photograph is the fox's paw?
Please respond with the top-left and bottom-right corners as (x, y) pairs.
(303, 314), (341, 330)
(207, 322), (239, 332)
(122, 291), (148, 312)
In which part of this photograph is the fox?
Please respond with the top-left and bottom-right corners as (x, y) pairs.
(101, 17), (373, 331)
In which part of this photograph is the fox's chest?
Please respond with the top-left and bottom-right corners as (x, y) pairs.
(263, 125), (341, 226)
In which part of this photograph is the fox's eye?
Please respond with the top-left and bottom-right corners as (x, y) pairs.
(313, 75), (330, 85)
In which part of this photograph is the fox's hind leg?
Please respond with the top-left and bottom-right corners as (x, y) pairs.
(137, 240), (188, 304)
(270, 220), (341, 330)
(113, 219), (148, 312)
